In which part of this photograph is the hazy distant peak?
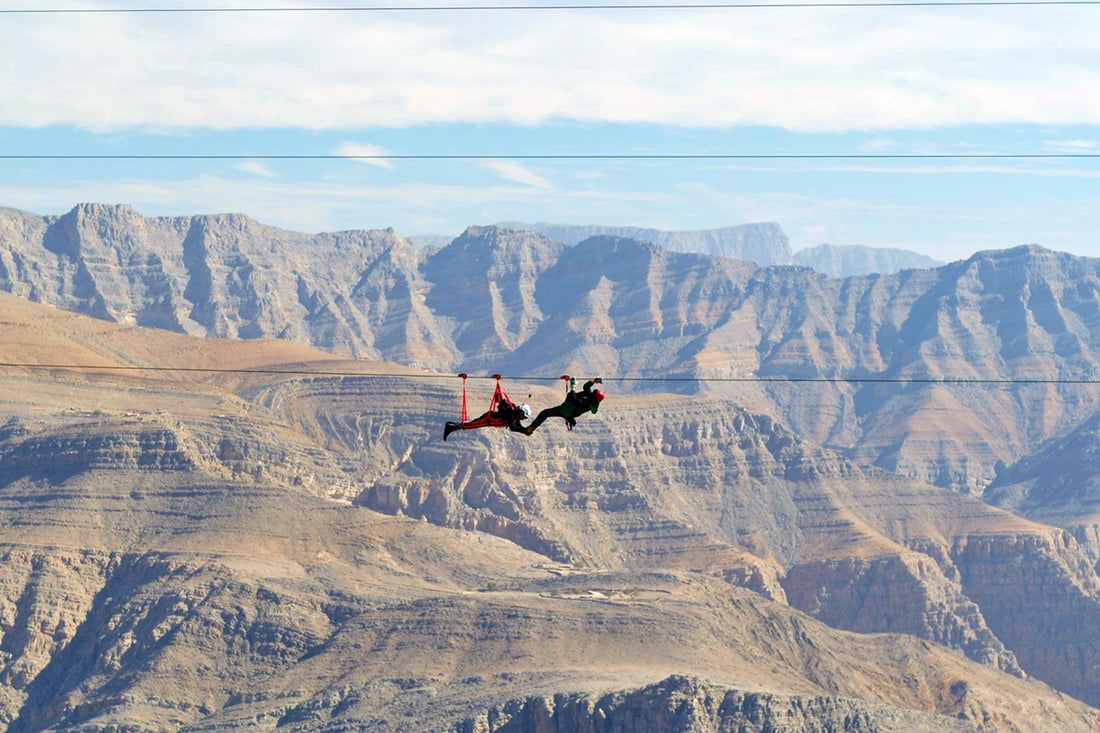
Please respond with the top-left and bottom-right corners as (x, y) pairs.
(793, 243), (943, 278)
(966, 243), (1057, 262)
(497, 221), (793, 266)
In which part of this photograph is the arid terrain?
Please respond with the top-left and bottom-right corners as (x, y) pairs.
(2, 205), (1100, 730)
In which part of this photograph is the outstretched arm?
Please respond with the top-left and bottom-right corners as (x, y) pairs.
(582, 378), (603, 414)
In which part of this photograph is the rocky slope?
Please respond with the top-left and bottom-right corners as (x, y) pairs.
(0, 293), (1096, 729)
(793, 243), (944, 277)
(983, 413), (1100, 563)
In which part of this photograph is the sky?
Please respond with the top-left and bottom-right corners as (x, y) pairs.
(2, 1), (1100, 263)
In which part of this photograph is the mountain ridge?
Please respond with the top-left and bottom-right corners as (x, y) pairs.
(6, 205), (1100, 504)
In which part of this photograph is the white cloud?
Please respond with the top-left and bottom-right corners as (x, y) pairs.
(571, 169), (610, 182)
(481, 161), (552, 188)
(235, 160), (277, 178)
(335, 142), (395, 169)
(4, 5), (1100, 132)
(1043, 139), (1100, 151)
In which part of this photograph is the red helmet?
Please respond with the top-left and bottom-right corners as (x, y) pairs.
(593, 389), (605, 402)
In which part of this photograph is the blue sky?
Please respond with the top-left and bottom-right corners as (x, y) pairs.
(3, 1), (1100, 263)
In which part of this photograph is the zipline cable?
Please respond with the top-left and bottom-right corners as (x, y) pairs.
(6, 153), (1100, 161)
(1, 360), (1097, 385)
(4, 1), (1100, 12)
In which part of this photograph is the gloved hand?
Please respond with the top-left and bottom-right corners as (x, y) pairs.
(593, 377), (603, 384)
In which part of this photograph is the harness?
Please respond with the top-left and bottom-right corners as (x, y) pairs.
(458, 373), (519, 428)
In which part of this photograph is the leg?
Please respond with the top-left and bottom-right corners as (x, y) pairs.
(525, 406), (565, 434)
(460, 411), (494, 430)
(444, 411), (492, 440)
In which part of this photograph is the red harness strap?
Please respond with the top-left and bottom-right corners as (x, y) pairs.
(458, 373), (469, 424)
(484, 374), (516, 427)
(456, 373), (518, 430)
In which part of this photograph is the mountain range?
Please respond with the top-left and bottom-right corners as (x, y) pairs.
(4, 205), (1098, 498)
(1, 203), (1100, 729)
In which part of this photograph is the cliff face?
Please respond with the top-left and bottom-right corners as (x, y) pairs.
(0, 549), (338, 733)
(424, 226), (565, 361)
(454, 676), (977, 733)
(946, 532), (1100, 705)
(782, 552), (1021, 676)
(983, 413), (1100, 561)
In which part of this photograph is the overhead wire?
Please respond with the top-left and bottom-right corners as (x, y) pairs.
(4, 1), (1100, 12)
(6, 153), (1100, 161)
(0, 361), (1097, 385)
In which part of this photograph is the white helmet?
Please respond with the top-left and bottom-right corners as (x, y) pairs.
(520, 404), (532, 419)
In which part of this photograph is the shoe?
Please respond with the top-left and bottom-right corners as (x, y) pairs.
(444, 422), (460, 441)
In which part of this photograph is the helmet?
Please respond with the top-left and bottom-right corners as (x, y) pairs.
(593, 389), (605, 402)
(520, 404), (532, 419)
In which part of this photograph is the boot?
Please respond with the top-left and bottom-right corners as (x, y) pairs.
(443, 421), (460, 441)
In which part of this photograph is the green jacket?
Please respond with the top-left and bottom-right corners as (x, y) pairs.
(559, 380), (601, 419)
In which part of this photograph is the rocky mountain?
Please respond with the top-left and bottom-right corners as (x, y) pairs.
(983, 413), (1100, 559)
(5, 205), (1100, 499)
(0, 203), (443, 361)
(793, 243), (944, 277)
(0, 292), (1098, 729)
(497, 220), (794, 266)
